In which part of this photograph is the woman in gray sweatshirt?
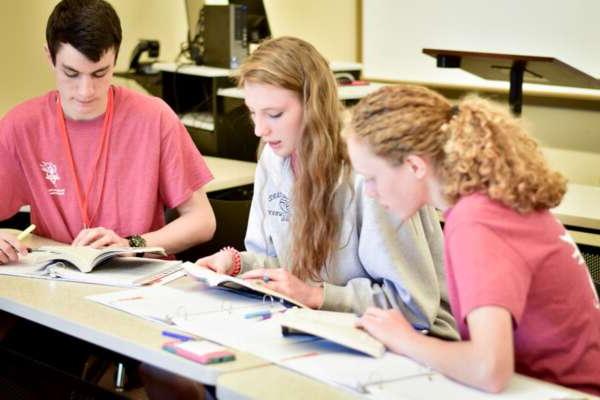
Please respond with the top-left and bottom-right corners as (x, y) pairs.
(195, 36), (457, 340)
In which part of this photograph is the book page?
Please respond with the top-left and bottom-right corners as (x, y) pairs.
(280, 309), (385, 358)
(35, 246), (166, 273)
(48, 258), (183, 287)
(0, 251), (58, 276)
(183, 262), (307, 308)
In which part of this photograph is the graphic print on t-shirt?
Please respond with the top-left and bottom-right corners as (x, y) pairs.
(267, 191), (290, 222)
(560, 228), (600, 309)
(40, 161), (65, 196)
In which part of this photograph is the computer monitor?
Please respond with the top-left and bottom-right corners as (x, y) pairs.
(230, 0), (271, 43)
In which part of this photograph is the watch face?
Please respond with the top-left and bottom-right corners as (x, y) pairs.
(129, 235), (146, 248)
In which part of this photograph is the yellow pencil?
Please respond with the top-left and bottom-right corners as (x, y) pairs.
(17, 224), (36, 241)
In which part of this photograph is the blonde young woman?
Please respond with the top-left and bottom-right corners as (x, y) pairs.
(194, 37), (458, 339)
(347, 84), (600, 395)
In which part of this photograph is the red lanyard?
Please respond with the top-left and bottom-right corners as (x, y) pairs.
(56, 87), (114, 230)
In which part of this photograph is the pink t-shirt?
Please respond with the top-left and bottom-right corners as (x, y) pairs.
(443, 193), (600, 395)
(0, 86), (213, 243)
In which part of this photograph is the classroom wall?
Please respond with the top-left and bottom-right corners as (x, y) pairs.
(1, 1), (598, 185)
(0, 0), (357, 116)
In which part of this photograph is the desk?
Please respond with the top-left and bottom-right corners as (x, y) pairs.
(0, 275), (268, 386)
(216, 364), (594, 400)
(203, 156), (256, 193)
(553, 183), (600, 232)
(217, 82), (387, 102)
(217, 365), (359, 400)
(152, 61), (362, 161)
(153, 61), (362, 78)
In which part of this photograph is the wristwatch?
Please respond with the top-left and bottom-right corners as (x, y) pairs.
(127, 234), (146, 248)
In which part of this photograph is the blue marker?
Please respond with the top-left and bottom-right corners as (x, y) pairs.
(162, 330), (195, 341)
(244, 309), (272, 319)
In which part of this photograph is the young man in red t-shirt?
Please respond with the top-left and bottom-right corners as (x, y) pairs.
(0, 1), (215, 397)
(0, 0), (215, 260)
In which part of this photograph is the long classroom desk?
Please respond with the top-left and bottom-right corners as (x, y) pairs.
(0, 275), (269, 386)
(216, 364), (596, 400)
(2, 155), (259, 385)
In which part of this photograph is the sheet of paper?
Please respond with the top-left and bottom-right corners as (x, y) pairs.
(174, 309), (323, 361)
(365, 373), (578, 400)
(281, 351), (430, 393)
(87, 285), (262, 324)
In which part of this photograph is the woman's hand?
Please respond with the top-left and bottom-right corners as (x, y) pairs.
(356, 307), (418, 354)
(239, 268), (324, 309)
(195, 251), (233, 275)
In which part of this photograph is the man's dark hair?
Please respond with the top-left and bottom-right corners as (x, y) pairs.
(46, 0), (122, 64)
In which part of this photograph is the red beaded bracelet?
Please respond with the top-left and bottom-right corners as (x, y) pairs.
(221, 246), (241, 276)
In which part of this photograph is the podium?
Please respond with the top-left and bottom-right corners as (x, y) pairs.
(423, 49), (600, 115)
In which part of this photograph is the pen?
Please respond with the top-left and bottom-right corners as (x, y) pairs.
(162, 330), (195, 341)
(17, 224), (36, 241)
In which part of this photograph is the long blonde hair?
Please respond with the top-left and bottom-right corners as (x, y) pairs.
(351, 84), (566, 213)
(238, 37), (350, 281)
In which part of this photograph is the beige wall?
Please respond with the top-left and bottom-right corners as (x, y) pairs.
(0, 0), (357, 116)
(264, 0), (358, 62)
(1, 1), (598, 185)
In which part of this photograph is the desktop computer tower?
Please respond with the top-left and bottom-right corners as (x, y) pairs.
(203, 5), (248, 69)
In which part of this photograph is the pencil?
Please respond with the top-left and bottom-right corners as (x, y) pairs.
(17, 224), (36, 241)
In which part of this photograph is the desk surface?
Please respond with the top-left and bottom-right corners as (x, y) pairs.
(153, 61), (362, 78)
(553, 183), (600, 231)
(0, 275), (268, 385)
(203, 156), (256, 193)
(218, 82), (387, 101)
(217, 365), (359, 400)
(217, 364), (594, 400)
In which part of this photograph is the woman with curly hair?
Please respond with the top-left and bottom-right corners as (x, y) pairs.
(348, 84), (600, 395)
(194, 37), (458, 340)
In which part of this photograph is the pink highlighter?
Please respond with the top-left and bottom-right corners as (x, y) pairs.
(162, 340), (236, 364)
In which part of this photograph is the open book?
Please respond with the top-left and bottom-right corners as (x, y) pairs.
(0, 246), (182, 287)
(183, 262), (307, 308)
(279, 308), (385, 358)
(22, 245), (167, 272)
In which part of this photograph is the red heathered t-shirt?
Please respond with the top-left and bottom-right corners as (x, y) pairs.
(443, 193), (600, 395)
(0, 86), (212, 243)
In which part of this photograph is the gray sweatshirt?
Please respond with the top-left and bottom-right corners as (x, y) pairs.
(241, 146), (458, 340)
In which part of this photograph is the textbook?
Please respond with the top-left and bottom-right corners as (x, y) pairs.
(279, 308), (386, 358)
(183, 262), (307, 308)
(22, 245), (165, 273)
(0, 246), (182, 287)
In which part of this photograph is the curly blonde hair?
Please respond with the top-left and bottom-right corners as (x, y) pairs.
(237, 36), (351, 281)
(351, 84), (566, 213)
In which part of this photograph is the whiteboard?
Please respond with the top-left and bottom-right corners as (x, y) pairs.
(362, 0), (600, 96)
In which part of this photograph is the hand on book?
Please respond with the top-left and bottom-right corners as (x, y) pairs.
(238, 268), (324, 309)
(72, 227), (129, 249)
(0, 232), (29, 265)
(195, 251), (234, 275)
(356, 307), (418, 355)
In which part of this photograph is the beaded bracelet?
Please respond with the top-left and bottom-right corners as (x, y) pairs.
(221, 246), (241, 276)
